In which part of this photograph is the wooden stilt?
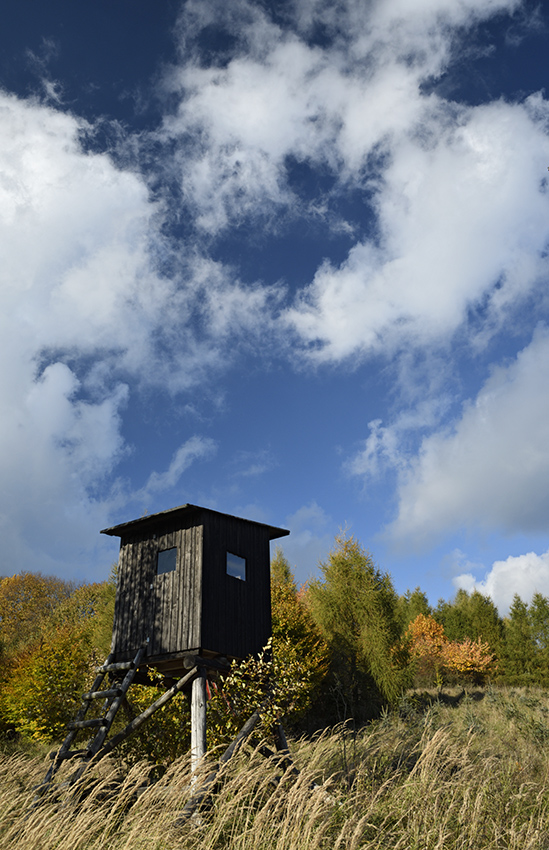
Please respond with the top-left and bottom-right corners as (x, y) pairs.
(36, 643), (306, 824)
(273, 722), (300, 777)
(178, 708), (261, 821)
(190, 668), (207, 775)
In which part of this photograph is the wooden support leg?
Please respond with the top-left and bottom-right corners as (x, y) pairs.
(275, 722), (321, 791)
(273, 722), (300, 776)
(191, 668), (207, 775)
(178, 708), (261, 822)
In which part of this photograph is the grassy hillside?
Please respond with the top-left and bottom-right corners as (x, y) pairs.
(1, 686), (548, 849)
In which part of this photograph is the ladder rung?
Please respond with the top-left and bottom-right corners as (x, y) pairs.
(49, 748), (91, 761)
(82, 687), (122, 701)
(67, 717), (107, 730)
(38, 647), (147, 793)
(95, 661), (134, 674)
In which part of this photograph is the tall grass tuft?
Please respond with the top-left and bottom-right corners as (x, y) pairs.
(1, 686), (548, 849)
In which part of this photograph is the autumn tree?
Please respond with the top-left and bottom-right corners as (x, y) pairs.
(0, 622), (94, 740)
(406, 613), (447, 689)
(0, 572), (75, 658)
(306, 534), (405, 721)
(0, 574), (116, 741)
(48, 576), (117, 659)
(406, 613), (497, 688)
(443, 637), (497, 686)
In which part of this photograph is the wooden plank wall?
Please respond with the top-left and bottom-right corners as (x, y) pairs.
(111, 521), (204, 660)
(200, 512), (271, 659)
(149, 523), (203, 657)
(111, 533), (154, 658)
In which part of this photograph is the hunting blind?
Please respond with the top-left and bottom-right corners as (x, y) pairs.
(101, 503), (290, 674)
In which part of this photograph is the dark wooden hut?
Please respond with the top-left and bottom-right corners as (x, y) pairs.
(101, 504), (289, 676)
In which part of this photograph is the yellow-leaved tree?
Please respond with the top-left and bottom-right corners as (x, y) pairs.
(406, 613), (447, 689)
(406, 613), (497, 689)
(0, 577), (116, 741)
(443, 637), (497, 685)
(0, 572), (75, 658)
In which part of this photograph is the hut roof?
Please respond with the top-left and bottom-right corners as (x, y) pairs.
(100, 503), (290, 540)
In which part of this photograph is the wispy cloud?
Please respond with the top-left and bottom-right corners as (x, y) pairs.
(229, 449), (276, 479)
(138, 436), (217, 499)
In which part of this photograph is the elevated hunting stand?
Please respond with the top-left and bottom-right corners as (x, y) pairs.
(38, 505), (290, 803)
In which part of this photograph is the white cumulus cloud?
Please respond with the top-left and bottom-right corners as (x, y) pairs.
(386, 327), (549, 548)
(162, 1), (549, 365)
(286, 95), (549, 361)
(454, 549), (549, 615)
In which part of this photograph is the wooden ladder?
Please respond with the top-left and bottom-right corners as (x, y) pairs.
(36, 644), (147, 796)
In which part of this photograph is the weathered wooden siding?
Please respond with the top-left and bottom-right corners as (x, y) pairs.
(111, 533), (153, 657)
(111, 521), (203, 661)
(201, 511), (272, 659)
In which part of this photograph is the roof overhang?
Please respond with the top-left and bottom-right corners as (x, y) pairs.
(100, 503), (290, 541)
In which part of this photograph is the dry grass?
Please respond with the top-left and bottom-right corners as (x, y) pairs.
(1, 686), (549, 849)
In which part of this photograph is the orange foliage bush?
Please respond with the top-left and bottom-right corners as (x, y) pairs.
(406, 614), (497, 687)
(407, 613), (446, 652)
(406, 614), (447, 687)
(443, 637), (497, 685)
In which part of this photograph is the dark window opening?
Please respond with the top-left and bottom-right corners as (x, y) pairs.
(226, 552), (246, 581)
(157, 547), (177, 575)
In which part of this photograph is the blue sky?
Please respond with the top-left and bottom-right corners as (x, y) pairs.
(2, 0), (549, 614)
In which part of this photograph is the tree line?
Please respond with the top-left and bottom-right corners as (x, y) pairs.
(0, 534), (547, 763)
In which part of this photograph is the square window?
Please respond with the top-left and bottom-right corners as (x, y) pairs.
(226, 552), (246, 581)
(157, 547), (177, 575)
